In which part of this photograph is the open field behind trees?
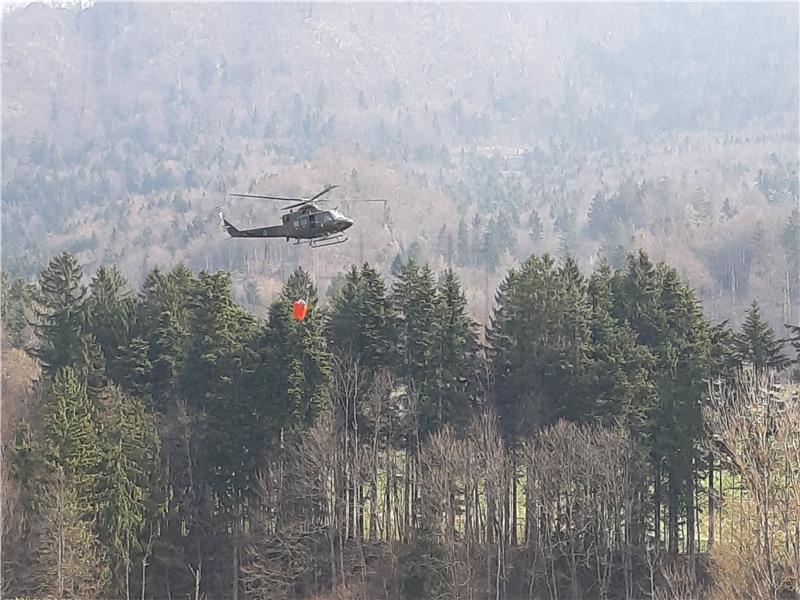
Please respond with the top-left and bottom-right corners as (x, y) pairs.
(2, 3), (798, 331)
(2, 250), (799, 599)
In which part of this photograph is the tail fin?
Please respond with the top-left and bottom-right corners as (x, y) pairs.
(217, 207), (240, 237)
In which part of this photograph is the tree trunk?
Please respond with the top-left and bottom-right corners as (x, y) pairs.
(707, 452), (715, 550)
(193, 560), (202, 600)
(654, 459), (662, 550)
(231, 523), (239, 600)
(668, 469), (679, 555)
(686, 466), (696, 556)
(510, 456), (518, 547)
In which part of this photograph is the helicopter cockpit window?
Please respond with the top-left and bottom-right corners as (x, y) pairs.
(319, 212), (333, 224)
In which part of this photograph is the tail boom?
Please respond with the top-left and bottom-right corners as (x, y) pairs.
(217, 208), (285, 238)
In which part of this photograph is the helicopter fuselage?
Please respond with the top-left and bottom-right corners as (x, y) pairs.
(279, 205), (354, 239)
(218, 203), (353, 243)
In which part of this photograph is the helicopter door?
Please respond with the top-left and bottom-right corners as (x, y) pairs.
(309, 214), (317, 229)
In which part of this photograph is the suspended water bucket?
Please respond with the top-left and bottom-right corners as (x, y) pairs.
(292, 299), (309, 321)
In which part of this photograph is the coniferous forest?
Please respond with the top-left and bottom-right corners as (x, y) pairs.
(2, 3), (799, 599)
(2, 250), (798, 599)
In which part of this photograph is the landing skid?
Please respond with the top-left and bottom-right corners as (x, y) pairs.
(293, 234), (349, 248)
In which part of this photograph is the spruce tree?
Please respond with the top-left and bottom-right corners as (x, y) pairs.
(329, 263), (396, 372)
(31, 252), (89, 378)
(430, 269), (477, 434)
(709, 320), (739, 382)
(360, 263), (397, 371)
(1, 272), (35, 348)
(328, 265), (363, 358)
(257, 267), (331, 440)
(489, 254), (588, 437)
(610, 251), (712, 553)
(393, 259), (441, 434)
(587, 260), (656, 434)
(136, 265), (195, 410)
(735, 301), (790, 372)
(85, 266), (135, 384)
(42, 367), (103, 512)
(456, 217), (470, 267)
(183, 271), (259, 505)
(31, 472), (111, 599)
(95, 385), (161, 597)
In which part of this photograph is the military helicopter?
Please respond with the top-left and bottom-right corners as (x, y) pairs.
(217, 184), (362, 248)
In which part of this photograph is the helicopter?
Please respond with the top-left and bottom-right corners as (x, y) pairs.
(217, 184), (364, 248)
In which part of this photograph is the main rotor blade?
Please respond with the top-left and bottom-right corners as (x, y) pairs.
(308, 184), (339, 203)
(282, 200), (311, 211)
(229, 193), (305, 202)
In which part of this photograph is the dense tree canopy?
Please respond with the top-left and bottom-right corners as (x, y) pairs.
(2, 250), (796, 599)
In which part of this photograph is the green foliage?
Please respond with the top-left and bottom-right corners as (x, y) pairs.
(94, 385), (161, 594)
(257, 267), (331, 439)
(1, 271), (36, 348)
(489, 254), (595, 437)
(135, 265), (195, 409)
(429, 269), (477, 434)
(183, 270), (260, 504)
(6, 251), (787, 599)
(31, 252), (90, 378)
(587, 261), (657, 434)
(43, 368), (103, 507)
(393, 260), (443, 436)
(328, 263), (397, 372)
(85, 266), (135, 384)
(735, 301), (790, 372)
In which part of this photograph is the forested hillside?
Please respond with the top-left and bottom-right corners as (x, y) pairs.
(2, 5), (799, 596)
(3, 251), (798, 599)
(2, 3), (798, 330)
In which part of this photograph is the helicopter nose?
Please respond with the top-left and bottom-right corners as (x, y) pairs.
(342, 217), (354, 230)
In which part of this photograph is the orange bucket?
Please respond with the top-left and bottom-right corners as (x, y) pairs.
(292, 299), (309, 321)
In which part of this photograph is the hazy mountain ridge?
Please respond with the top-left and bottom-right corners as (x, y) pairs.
(2, 2), (798, 327)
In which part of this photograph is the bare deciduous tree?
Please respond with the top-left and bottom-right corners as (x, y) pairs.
(704, 367), (799, 599)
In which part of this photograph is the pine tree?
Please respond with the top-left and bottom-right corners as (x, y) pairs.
(328, 265), (363, 357)
(709, 320), (739, 382)
(735, 301), (790, 372)
(117, 337), (153, 398)
(360, 263), (397, 371)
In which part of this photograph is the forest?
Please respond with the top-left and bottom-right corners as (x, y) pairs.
(2, 3), (798, 333)
(2, 3), (798, 598)
(2, 250), (798, 599)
